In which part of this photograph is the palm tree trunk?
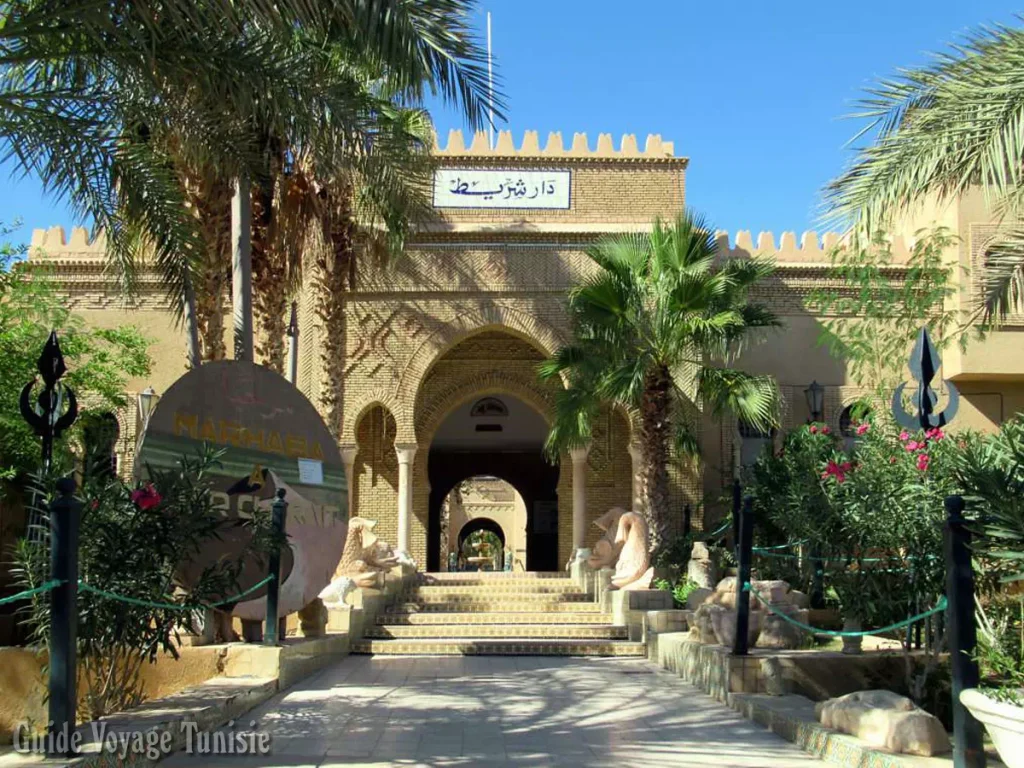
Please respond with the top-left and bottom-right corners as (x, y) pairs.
(315, 185), (355, 438)
(182, 271), (201, 369)
(640, 364), (672, 553)
(231, 172), (253, 362)
(251, 176), (287, 373)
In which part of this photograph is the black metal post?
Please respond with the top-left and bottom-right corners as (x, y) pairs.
(944, 495), (985, 768)
(733, 496), (754, 656)
(264, 489), (288, 646)
(48, 477), (80, 757)
(731, 479), (741, 556)
(810, 545), (825, 609)
(683, 505), (691, 538)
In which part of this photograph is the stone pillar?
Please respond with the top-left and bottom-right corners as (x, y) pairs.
(628, 442), (643, 512)
(570, 444), (590, 556)
(340, 444), (358, 518)
(395, 443), (418, 554)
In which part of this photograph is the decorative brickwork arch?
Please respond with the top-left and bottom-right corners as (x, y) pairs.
(416, 368), (558, 447)
(341, 387), (405, 445)
(394, 310), (566, 440)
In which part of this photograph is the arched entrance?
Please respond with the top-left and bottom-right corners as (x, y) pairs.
(426, 393), (560, 571)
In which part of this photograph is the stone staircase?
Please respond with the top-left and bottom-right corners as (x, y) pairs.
(351, 571), (646, 656)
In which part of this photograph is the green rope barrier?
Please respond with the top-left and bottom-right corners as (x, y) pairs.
(700, 517), (732, 540)
(752, 548), (916, 566)
(0, 580), (63, 605)
(755, 540), (808, 551)
(745, 582), (948, 637)
(78, 575), (275, 612)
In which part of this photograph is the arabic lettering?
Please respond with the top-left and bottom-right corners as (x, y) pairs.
(448, 176), (560, 201)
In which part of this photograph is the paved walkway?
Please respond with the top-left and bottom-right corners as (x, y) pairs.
(164, 656), (820, 767)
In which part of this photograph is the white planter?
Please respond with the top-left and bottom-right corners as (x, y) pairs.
(960, 687), (1024, 768)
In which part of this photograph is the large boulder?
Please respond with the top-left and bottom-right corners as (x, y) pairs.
(686, 587), (713, 611)
(690, 604), (719, 644)
(815, 690), (951, 756)
(757, 605), (809, 650)
(687, 556), (718, 589)
(708, 603), (762, 648)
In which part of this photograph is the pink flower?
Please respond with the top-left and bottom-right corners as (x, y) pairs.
(890, 456), (897, 464)
(925, 428), (945, 441)
(856, 423), (870, 436)
(905, 441), (920, 452)
(821, 460), (851, 483)
(131, 483), (162, 510)
(809, 425), (818, 434)
(900, 431), (910, 441)
(822, 426), (831, 435)
(916, 454), (931, 471)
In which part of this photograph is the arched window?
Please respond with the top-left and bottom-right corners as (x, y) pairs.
(82, 412), (120, 481)
(738, 419), (775, 468)
(840, 404), (871, 450)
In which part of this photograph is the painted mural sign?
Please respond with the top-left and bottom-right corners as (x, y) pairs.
(433, 168), (571, 209)
(138, 360), (347, 621)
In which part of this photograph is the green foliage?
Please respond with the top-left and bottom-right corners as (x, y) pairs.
(954, 414), (1024, 582)
(0, 221), (151, 484)
(672, 578), (702, 608)
(541, 210), (781, 548)
(809, 228), (974, 407)
(12, 448), (282, 720)
(975, 595), (1024, 704)
(822, 21), (1024, 320)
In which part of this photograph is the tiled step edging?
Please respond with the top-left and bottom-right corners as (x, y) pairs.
(727, 692), (961, 768)
(377, 611), (615, 625)
(351, 638), (647, 656)
(365, 624), (628, 639)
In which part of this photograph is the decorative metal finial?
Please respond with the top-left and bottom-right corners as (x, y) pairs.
(891, 327), (959, 430)
(20, 331), (78, 471)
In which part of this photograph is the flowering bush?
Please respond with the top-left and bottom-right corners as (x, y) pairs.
(11, 448), (284, 720)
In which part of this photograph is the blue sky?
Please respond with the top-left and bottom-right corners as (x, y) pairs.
(3, 1), (1021, 245)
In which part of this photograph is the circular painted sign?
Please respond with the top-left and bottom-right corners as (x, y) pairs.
(138, 360), (347, 621)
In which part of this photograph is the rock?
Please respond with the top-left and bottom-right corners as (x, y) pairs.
(691, 605), (719, 644)
(715, 576), (739, 593)
(787, 590), (810, 609)
(708, 604), (762, 648)
(686, 587), (713, 611)
(757, 606), (809, 650)
(815, 690), (951, 756)
(690, 541), (712, 561)
(687, 557), (718, 589)
(760, 657), (789, 696)
(751, 579), (790, 603)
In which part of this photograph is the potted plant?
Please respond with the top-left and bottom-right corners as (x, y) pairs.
(955, 417), (1024, 767)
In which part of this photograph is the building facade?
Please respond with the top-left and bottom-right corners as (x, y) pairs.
(28, 129), (1024, 572)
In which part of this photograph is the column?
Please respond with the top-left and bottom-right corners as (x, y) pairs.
(395, 443), (418, 554)
(340, 444), (358, 518)
(569, 444), (591, 557)
(628, 442), (643, 512)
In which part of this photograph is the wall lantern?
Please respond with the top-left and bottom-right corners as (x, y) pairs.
(137, 386), (158, 431)
(804, 380), (824, 423)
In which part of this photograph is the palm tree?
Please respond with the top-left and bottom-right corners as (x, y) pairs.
(823, 22), (1024, 321)
(0, 0), (497, 366)
(539, 212), (781, 550)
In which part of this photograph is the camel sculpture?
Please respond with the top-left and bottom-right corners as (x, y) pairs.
(610, 511), (655, 590)
(318, 517), (413, 609)
(586, 507), (627, 569)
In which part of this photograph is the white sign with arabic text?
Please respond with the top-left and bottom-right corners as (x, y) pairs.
(433, 169), (571, 209)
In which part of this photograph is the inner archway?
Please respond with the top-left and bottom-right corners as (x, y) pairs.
(427, 393), (559, 571)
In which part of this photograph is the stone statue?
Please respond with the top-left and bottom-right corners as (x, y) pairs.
(609, 511), (654, 590)
(321, 517), (397, 594)
(587, 507), (627, 569)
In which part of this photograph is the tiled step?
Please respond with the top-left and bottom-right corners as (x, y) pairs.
(350, 638), (646, 656)
(417, 572), (567, 582)
(403, 589), (589, 602)
(377, 611), (614, 626)
(390, 600), (604, 613)
(402, 591), (594, 604)
(364, 624), (628, 640)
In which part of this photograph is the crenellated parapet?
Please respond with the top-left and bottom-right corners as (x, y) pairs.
(30, 226), (107, 261)
(433, 129), (683, 163)
(716, 230), (913, 265)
